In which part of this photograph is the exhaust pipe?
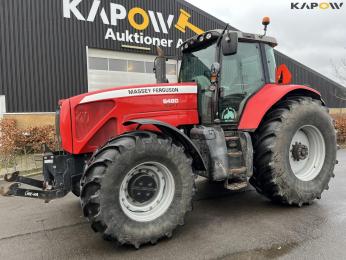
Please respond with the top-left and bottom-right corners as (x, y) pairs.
(154, 47), (168, 84)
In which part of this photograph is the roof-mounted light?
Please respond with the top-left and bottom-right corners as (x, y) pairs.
(260, 16), (271, 38)
(262, 16), (270, 26)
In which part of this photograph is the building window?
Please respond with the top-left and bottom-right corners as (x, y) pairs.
(89, 57), (108, 70)
(109, 59), (127, 72)
(128, 60), (145, 73)
(145, 62), (154, 74)
(89, 56), (176, 75)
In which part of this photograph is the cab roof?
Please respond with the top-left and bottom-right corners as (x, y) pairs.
(182, 29), (278, 52)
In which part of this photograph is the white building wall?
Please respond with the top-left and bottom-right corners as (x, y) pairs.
(0, 95), (6, 118)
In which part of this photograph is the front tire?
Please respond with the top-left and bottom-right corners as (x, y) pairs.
(80, 131), (194, 248)
(250, 97), (337, 206)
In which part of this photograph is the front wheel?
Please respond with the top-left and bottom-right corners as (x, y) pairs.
(80, 132), (194, 248)
(250, 97), (337, 206)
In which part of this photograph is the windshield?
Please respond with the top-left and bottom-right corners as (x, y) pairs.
(179, 43), (216, 89)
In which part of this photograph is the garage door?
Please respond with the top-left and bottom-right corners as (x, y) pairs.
(87, 48), (178, 92)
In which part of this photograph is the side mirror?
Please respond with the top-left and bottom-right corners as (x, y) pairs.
(154, 47), (168, 83)
(221, 31), (238, 56)
(276, 64), (292, 84)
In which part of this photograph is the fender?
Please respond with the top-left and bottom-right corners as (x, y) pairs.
(238, 84), (323, 131)
(123, 119), (207, 171)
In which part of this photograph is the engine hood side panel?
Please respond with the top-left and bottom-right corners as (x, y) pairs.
(62, 83), (199, 154)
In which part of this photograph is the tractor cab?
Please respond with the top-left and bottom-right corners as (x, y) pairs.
(178, 29), (277, 126)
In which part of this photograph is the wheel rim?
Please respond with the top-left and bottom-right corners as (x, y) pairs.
(119, 162), (175, 222)
(289, 125), (326, 181)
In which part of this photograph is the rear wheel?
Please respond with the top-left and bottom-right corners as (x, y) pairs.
(250, 97), (337, 206)
(80, 131), (194, 248)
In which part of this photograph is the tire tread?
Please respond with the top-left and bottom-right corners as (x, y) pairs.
(250, 96), (336, 206)
(80, 131), (194, 248)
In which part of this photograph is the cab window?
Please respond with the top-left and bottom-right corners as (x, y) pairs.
(265, 44), (276, 83)
(219, 42), (264, 123)
(220, 42), (264, 97)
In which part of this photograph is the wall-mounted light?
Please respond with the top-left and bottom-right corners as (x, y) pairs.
(121, 45), (151, 51)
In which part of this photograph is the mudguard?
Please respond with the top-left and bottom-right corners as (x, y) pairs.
(123, 119), (207, 171)
(238, 84), (322, 131)
(190, 125), (229, 180)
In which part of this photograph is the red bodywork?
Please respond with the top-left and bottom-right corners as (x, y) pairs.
(59, 82), (320, 155)
(238, 84), (320, 130)
(59, 83), (199, 154)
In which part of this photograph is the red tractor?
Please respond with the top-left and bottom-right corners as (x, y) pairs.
(1, 19), (337, 248)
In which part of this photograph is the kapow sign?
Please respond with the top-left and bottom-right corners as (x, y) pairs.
(291, 2), (344, 9)
(63, 0), (204, 35)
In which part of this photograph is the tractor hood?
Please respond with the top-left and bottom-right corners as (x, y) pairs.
(58, 83), (199, 154)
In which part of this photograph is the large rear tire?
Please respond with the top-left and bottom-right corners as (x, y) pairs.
(80, 131), (194, 248)
(250, 97), (337, 206)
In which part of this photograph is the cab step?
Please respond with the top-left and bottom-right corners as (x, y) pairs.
(229, 167), (247, 175)
(224, 179), (248, 191)
(225, 136), (240, 142)
(228, 151), (243, 157)
(228, 142), (238, 148)
(225, 136), (239, 147)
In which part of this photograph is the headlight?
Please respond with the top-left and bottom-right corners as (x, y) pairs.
(198, 35), (204, 42)
(205, 33), (212, 40)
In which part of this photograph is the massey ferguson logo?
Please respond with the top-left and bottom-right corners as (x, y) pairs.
(76, 111), (90, 123)
(291, 2), (344, 9)
(63, 0), (204, 48)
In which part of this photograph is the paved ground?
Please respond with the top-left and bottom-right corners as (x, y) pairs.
(0, 150), (345, 260)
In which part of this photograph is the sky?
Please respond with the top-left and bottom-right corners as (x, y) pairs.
(186, 0), (346, 86)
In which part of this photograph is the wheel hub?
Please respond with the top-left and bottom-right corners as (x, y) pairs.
(128, 172), (158, 204)
(119, 162), (175, 222)
(291, 142), (309, 161)
(289, 125), (326, 182)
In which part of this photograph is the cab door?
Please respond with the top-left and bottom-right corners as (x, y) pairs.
(218, 42), (265, 123)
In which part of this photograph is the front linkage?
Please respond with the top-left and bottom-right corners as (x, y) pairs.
(0, 146), (88, 202)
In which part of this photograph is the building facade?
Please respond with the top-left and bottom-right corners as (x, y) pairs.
(0, 0), (345, 115)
